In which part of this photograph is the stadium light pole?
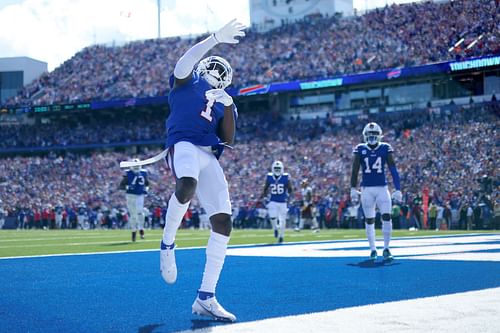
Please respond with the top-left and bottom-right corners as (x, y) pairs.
(157, 0), (161, 38)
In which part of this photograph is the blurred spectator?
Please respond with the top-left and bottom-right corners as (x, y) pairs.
(3, 0), (499, 107)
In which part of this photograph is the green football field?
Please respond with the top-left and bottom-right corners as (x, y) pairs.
(0, 228), (495, 258)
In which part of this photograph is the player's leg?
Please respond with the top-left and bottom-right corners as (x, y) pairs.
(311, 206), (320, 233)
(127, 194), (138, 242)
(136, 195), (145, 239)
(277, 203), (287, 243)
(297, 208), (306, 231)
(161, 142), (200, 284)
(267, 202), (279, 239)
(361, 187), (378, 259)
(192, 149), (235, 322)
(377, 187), (393, 261)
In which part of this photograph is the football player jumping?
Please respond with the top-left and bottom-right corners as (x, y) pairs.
(259, 160), (293, 243)
(350, 122), (402, 261)
(159, 19), (245, 322)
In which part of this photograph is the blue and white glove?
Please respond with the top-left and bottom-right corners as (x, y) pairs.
(392, 190), (403, 203)
(350, 188), (361, 204)
(206, 89), (233, 107)
(214, 19), (246, 44)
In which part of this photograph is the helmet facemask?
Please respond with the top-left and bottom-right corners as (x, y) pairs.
(363, 123), (383, 146)
(272, 161), (283, 177)
(132, 159), (141, 173)
(196, 56), (233, 89)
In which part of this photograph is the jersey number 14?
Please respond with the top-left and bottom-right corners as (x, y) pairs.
(364, 157), (382, 173)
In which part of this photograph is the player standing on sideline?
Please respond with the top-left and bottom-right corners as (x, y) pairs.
(259, 161), (293, 243)
(297, 179), (320, 232)
(350, 122), (402, 261)
(119, 160), (149, 242)
(159, 19), (245, 322)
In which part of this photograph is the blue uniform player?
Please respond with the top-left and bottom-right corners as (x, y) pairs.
(159, 19), (246, 322)
(120, 161), (149, 242)
(350, 122), (402, 261)
(259, 161), (293, 243)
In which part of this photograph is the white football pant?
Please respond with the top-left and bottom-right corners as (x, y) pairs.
(361, 185), (391, 219)
(127, 194), (145, 232)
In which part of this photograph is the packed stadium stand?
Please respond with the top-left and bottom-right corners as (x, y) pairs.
(2, 0), (499, 106)
(0, 0), (498, 230)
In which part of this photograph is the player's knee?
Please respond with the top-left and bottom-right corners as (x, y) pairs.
(366, 218), (375, 225)
(382, 213), (391, 222)
(175, 177), (197, 203)
(210, 213), (232, 236)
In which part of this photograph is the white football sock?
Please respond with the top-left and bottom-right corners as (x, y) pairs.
(199, 231), (230, 294)
(279, 217), (286, 238)
(383, 220), (393, 249)
(162, 193), (189, 245)
(270, 218), (278, 232)
(365, 223), (376, 251)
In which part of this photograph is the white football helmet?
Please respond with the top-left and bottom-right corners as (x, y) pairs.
(272, 160), (284, 176)
(132, 158), (141, 172)
(362, 122), (383, 146)
(196, 56), (233, 89)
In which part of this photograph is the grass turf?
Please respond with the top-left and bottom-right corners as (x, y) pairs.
(0, 228), (495, 258)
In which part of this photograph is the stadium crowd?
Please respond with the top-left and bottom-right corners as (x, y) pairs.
(3, 0), (499, 107)
(1, 102), (498, 230)
(0, 113), (165, 149)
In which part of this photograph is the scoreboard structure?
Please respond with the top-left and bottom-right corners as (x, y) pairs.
(0, 57), (47, 105)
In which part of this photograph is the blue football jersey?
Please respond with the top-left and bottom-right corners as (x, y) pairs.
(166, 72), (226, 148)
(126, 170), (148, 195)
(353, 142), (393, 187)
(266, 173), (290, 203)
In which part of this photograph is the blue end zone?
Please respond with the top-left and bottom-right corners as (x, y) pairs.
(0, 235), (499, 333)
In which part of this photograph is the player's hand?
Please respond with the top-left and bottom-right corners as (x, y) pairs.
(206, 89), (233, 106)
(214, 19), (246, 44)
(350, 188), (360, 203)
(392, 190), (402, 203)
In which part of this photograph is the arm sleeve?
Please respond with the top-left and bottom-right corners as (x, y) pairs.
(174, 35), (218, 79)
(389, 165), (401, 191)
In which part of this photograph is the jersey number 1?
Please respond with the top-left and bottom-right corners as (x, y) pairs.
(364, 157), (382, 173)
(200, 99), (214, 121)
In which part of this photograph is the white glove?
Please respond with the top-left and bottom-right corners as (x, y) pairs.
(392, 190), (403, 203)
(205, 89), (233, 107)
(214, 19), (246, 44)
(350, 188), (360, 203)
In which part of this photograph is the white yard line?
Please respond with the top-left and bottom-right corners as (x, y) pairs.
(179, 287), (500, 333)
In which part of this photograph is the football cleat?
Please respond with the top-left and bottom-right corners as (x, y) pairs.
(160, 241), (177, 284)
(274, 229), (278, 238)
(370, 250), (378, 260)
(383, 248), (393, 261)
(278, 236), (283, 244)
(192, 296), (236, 322)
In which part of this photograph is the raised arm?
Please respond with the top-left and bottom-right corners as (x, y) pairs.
(174, 19), (246, 86)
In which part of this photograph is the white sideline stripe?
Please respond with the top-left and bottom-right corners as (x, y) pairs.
(226, 235), (500, 259)
(1, 234), (497, 260)
(181, 287), (500, 333)
(0, 238), (210, 249)
(0, 233), (264, 243)
(0, 239), (282, 260)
